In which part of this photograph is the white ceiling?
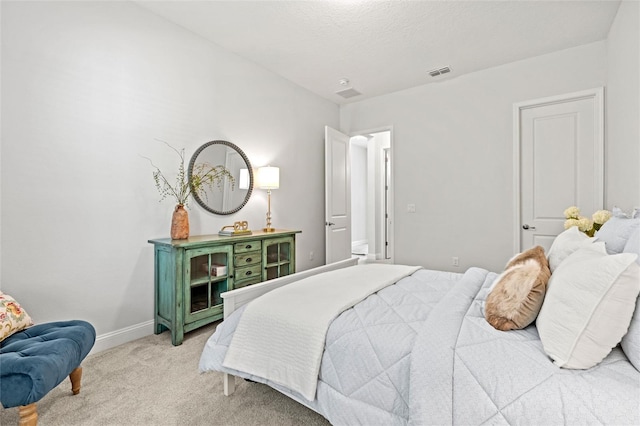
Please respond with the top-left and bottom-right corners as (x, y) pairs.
(135, 0), (621, 105)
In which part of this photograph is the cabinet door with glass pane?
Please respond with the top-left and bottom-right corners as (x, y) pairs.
(184, 245), (233, 324)
(263, 236), (295, 281)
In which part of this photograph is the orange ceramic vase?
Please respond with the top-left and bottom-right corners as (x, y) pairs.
(171, 204), (189, 240)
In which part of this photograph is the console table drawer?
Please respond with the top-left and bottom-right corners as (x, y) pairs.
(235, 264), (262, 285)
(234, 241), (262, 253)
(234, 276), (262, 289)
(234, 250), (261, 267)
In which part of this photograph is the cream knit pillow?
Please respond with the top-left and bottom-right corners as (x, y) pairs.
(546, 226), (594, 273)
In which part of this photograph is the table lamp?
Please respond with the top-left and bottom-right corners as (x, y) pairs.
(256, 166), (279, 232)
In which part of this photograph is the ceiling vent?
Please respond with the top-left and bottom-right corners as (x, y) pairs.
(428, 66), (452, 77)
(335, 87), (362, 99)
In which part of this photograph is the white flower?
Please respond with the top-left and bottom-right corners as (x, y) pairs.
(564, 206), (580, 219)
(592, 210), (611, 225)
(564, 218), (580, 230)
(577, 216), (593, 232)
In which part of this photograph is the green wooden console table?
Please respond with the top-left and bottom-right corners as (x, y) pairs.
(148, 229), (300, 345)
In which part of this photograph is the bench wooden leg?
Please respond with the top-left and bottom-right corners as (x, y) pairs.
(18, 403), (37, 426)
(16, 367), (83, 426)
(69, 366), (82, 395)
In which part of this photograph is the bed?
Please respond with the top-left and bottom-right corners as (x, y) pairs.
(199, 214), (640, 425)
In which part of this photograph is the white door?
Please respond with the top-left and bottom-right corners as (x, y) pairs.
(515, 88), (604, 253)
(325, 126), (351, 264)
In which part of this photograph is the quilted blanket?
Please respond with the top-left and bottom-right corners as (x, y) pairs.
(200, 267), (640, 425)
(222, 263), (421, 401)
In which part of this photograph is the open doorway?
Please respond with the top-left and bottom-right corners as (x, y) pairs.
(349, 130), (392, 263)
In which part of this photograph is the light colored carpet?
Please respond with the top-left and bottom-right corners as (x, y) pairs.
(0, 323), (330, 426)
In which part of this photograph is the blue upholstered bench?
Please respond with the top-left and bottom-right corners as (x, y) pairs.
(0, 320), (96, 426)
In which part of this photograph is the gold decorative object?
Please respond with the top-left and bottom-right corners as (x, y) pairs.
(219, 221), (252, 236)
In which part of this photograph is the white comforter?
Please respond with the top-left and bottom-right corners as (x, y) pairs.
(222, 263), (421, 400)
(201, 267), (640, 425)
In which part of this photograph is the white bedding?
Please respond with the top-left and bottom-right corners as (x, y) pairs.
(202, 266), (640, 425)
(222, 263), (421, 400)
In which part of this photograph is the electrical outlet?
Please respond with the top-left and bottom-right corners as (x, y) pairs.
(407, 204), (416, 213)
(309, 251), (314, 261)
(452, 257), (459, 267)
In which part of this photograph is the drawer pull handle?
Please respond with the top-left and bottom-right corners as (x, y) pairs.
(245, 244), (252, 249)
(246, 258), (252, 263)
(245, 271), (252, 276)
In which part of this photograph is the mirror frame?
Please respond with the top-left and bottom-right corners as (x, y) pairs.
(188, 140), (253, 215)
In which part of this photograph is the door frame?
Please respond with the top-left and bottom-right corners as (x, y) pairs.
(348, 125), (395, 263)
(512, 87), (604, 253)
(383, 147), (391, 260)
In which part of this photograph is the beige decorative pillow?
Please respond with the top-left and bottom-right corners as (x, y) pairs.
(485, 246), (551, 331)
(537, 243), (640, 369)
(0, 291), (34, 342)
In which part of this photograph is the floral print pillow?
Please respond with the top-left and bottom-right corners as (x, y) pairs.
(0, 291), (33, 342)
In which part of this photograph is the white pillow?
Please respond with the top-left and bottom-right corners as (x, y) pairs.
(621, 228), (640, 370)
(536, 243), (640, 369)
(621, 294), (640, 372)
(623, 227), (640, 265)
(546, 226), (594, 272)
(595, 207), (640, 254)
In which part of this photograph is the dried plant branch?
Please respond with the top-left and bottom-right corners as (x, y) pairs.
(142, 140), (234, 208)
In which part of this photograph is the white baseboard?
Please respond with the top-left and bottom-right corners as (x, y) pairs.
(90, 320), (155, 355)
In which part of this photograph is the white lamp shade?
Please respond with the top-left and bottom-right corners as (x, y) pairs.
(256, 166), (279, 190)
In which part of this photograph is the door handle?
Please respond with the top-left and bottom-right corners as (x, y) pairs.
(325, 221), (335, 226)
(522, 224), (536, 230)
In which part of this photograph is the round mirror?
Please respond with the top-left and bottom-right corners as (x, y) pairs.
(188, 140), (253, 215)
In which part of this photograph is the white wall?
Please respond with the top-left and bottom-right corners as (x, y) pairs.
(1, 1), (338, 349)
(606, 0), (640, 211)
(341, 42), (609, 272)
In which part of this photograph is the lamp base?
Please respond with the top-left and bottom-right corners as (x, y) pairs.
(263, 227), (275, 233)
